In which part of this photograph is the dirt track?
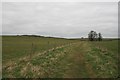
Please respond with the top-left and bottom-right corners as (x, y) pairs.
(3, 41), (118, 78)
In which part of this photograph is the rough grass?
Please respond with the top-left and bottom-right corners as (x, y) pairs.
(84, 40), (118, 78)
(2, 41), (94, 78)
(0, 36), (2, 79)
(2, 36), (119, 78)
(3, 43), (71, 78)
(2, 36), (78, 64)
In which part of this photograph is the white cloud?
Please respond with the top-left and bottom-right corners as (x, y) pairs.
(2, 2), (118, 38)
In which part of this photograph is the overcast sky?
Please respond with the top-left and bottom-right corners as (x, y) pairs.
(2, 2), (118, 38)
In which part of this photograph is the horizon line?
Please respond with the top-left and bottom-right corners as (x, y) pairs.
(1, 34), (119, 39)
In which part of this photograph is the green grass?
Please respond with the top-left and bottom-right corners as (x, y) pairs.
(84, 40), (119, 78)
(2, 36), (78, 64)
(90, 40), (118, 53)
(0, 36), (2, 79)
(2, 36), (119, 78)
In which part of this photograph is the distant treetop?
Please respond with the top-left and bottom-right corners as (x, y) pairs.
(88, 30), (102, 41)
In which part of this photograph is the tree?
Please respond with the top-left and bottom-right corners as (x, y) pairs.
(88, 31), (102, 41)
(98, 33), (102, 41)
(88, 31), (94, 41)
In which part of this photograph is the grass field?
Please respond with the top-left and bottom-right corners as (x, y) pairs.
(0, 36), (2, 79)
(2, 36), (119, 78)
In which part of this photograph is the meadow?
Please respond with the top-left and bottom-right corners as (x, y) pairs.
(2, 36), (119, 78)
(2, 36), (78, 64)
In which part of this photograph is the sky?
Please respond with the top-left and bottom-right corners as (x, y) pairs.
(2, 2), (118, 38)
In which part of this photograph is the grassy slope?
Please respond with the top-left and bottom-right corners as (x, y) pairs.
(2, 36), (119, 78)
(2, 36), (78, 64)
